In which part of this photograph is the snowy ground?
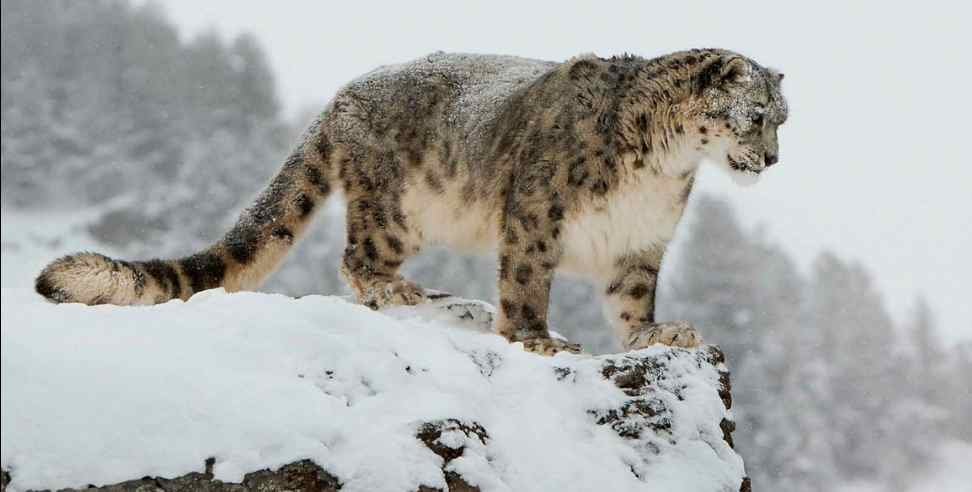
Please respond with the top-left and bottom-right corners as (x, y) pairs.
(1, 286), (742, 492)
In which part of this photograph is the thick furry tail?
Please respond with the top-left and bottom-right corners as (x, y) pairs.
(35, 128), (336, 306)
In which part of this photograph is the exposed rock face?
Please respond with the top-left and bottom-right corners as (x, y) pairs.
(415, 420), (489, 492)
(0, 460), (340, 492)
(594, 346), (745, 488)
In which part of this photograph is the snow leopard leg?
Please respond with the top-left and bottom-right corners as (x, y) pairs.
(495, 197), (581, 356)
(604, 250), (703, 350)
(340, 155), (425, 310)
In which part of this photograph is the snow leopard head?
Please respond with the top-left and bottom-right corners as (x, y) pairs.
(693, 55), (788, 186)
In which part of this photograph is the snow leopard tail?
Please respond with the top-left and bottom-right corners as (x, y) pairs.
(34, 124), (336, 306)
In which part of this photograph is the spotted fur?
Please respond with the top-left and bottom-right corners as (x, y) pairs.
(35, 49), (787, 355)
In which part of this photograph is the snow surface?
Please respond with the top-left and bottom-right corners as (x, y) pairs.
(1, 287), (742, 491)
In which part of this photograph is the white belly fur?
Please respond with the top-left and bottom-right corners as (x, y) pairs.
(560, 174), (689, 280)
(401, 170), (690, 278)
(400, 182), (500, 253)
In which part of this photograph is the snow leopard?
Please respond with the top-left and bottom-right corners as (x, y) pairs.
(35, 49), (788, 355)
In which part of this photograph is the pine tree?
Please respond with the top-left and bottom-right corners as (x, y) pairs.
(945, 343), (972, 442)
(909, 297), (946, 402)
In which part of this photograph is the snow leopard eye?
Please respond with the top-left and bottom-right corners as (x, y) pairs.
(752, 114), (764, 127)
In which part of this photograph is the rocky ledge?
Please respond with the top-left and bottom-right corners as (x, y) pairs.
(0, 290), (746, 491)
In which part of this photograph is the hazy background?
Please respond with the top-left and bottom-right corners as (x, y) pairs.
(2, 1), (969, 491)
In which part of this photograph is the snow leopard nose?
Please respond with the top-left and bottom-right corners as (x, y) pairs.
(764, 152), (779, 167)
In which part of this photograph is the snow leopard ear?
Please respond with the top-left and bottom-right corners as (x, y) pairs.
(719, 57), (753, 85)
(697, 55), (753, 91)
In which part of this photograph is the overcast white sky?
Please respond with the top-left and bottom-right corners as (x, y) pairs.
(157, 0), (970, 344)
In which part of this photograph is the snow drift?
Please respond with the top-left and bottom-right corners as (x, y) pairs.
(0, 288), (745, 492)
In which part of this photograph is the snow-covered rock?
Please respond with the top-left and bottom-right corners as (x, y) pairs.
(0, 288), (746, 492)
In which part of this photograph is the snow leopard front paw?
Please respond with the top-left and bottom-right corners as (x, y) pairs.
(363, 279), (427, 309)
(625, 321), (703, 350)
(521, 337), (583, 356)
